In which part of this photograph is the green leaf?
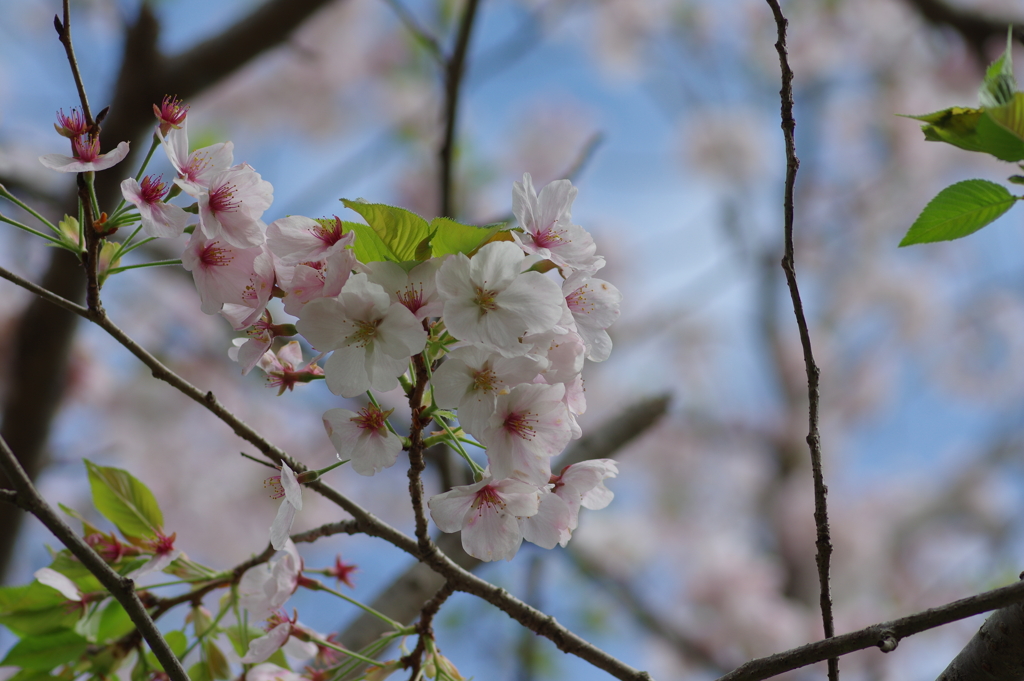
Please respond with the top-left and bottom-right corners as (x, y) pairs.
(0, 582), (79, 636)
(988, 92), (1024, 142)
(341, 199), (431, 262)
(188, 662), (212, 681)
(902, 106), (1024, 161)
(1, 629), (89, 670)
(95, 600), (135, 642)
(428, 217), (503, 258)
(85, 460), (163, 540)
(981, 27), (1017, 108)
(900, 179), (1018, 246)
(4, 670), (55, 681)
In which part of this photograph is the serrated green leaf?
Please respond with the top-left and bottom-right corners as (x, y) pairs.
(428, 217), (503, 257)
(0, 582), (79, 636)
(338, 220), (396, 263)
(85, 460), (163, 540)
(203, 641), (231, 680)
(988, 92), (1024, 142)
(900, 179), (1018, 246)
(341, 199), (431, 262)
(59, 503), (102, 537)
(1, 629), (89, 670)
(902, 106), (1024, 161)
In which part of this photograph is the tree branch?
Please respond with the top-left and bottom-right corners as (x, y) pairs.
(0, 434), (188, 681)
(764, 3), (837, 679)
(438, 0), (481, 218)
(717, 579), (1024, 681)
(936, 597), (1024, 681)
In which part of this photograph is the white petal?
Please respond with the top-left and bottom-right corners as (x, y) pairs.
(34, 567), (80, 601)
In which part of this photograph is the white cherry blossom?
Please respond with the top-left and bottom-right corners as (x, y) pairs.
(296, 274), (427, 398)
(511, 173), (603, 273)
(428, 474), (541, 562)
(562, 269), (621, 361)
(480, 382), (572, 485)
(435, 241), (564, 351)
(323, 405), (402, 476)
(268, 463), (303, 551)
(120, 175), (190, 239)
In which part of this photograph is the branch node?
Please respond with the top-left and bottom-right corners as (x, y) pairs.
(877, 630), (898, 653)
(204, 391), (215, 404)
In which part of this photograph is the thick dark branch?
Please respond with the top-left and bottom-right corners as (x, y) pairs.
(0, 434), (188, 681)
(937, 599), (1024, 681)
(764, 2), (837, 680)
(718, 579), (1024, 681)
(438, 0), (482, 218)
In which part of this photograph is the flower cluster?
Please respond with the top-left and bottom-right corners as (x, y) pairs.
(51, 98), (623, 564)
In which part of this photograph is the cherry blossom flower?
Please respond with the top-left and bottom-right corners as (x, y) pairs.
(480, 382), (572, 485)
(129, 531), (182, 579)
(435, 241), (564, 351)
(181, 231), (274, 327)
(186, 163), (273, 248)
(428, 474), (541, 561)
(365, 259), (444, 320)
(153, 95), (188, 136)
(120, 175), (190, 238)
(161, 122), (233, 190)
(267, 463), (303, 551)
(520, 460), (617, 548)
(40, 136), (129, 173)
(277, 245), (356, 316)
(296, 273), (427, 398)
(241, 340), (323, 394)
(562, 269), (621, 361)
(241, 611), (319, 664)
(266, 215), (353, 264)
(431, 344), (546, 437)
(511, 173), (603, 273)
(238, 540), (303, 622)
(323, 404), (402, 476)
(53, 108), (89, 138)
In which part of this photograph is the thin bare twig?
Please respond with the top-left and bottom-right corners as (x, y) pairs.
(380, 0), (444, 63)
(716, 578), (1024, 681)
(763, 3), (837, 680)
(0, 434), (188, 681)
(54, 1), (94, 127)
(439, 0), (482, 218)
(402, 581), (455, 676)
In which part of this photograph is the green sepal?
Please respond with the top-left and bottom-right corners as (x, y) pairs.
(901, 106), (1024, 161)
(428, 217), (503, 258)
(900, 179), (1018, 246)
(85, 460), (164, 541)
(341, 199), (431, 263)
(0, 629), (90, 670)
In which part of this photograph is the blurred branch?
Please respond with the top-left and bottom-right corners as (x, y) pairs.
(439, 0), (481, 218)
(568, 547), (725, 673)
(717, 579), (1024, 681)
(0, 433), (188, 681)
(380, 0), (444, 63)
(900, 0), (1023, 64)
(764, 5), (837, 681)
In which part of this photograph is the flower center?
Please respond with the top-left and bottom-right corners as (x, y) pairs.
(313, 218), (346, 246)
(352, 405), (388, 433)
(345, 319), (381, 348)
(471, 367), (498, 394)
(72, 135), (101, 162)
(208, 182), (241, 215)
(198, 241), (233, 268)
(139, 175), (168, 204)
(472, 286), (499, 313)
(502, 410), (537, 441)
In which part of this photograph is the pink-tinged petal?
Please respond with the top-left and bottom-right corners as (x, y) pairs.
(127, 549), (182, 580)
(428, 480), (488, 533)
(39, 141), (130, 173)
(241, 622), (291, 663)
(323, 347), (372, 398)
(280, 464), (302, 511)
(461, 500), (525, 562)
(282, 636), (318, 660)
(296, 297), (352, 350)
(270, 499), (297, 550)
(521, 492), (573, 549)
(34, 567), (81, 601)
